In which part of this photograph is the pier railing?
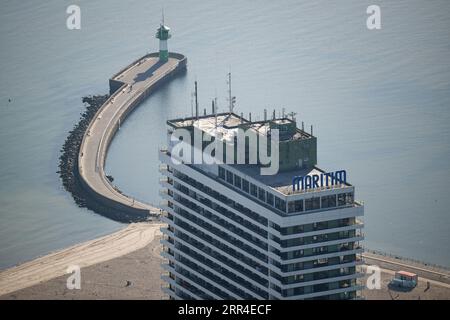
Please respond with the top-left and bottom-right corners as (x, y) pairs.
(364, 248), (450, 272)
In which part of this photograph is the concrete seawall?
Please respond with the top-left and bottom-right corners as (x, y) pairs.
(77, 52), (187, 220)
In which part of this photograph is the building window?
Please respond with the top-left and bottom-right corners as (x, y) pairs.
(346, 192), (354, 204)
(337, 192), (354, 206)
(305, 197), (320, 211)
(218, 167), (225, 179)
(313, 221), (327, 230)
(295, 200), (303, 212)
(226, 170), (233, 184)
(242, 179), (249, 193)
(321, 195), (336, 209)
(280, 199), (286, 212)
(288, 201), (295, 213)
(250, 183), (257, 197)
(315, 258), (328, 265)
(275, 197), (286, 212)
(282, 225), (303, 235)
(304, 286), (313, 294)
(313, 246), (328, 254)
(294, 274), (304, 282)
(234, 175), (242, 189)
(288, 200), (303, 213)
(258, 187), (266, 202)
(337, 193), (346, 206)
(266, 192), (274, 206)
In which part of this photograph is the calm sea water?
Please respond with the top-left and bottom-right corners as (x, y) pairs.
(0, 0), (449, 269)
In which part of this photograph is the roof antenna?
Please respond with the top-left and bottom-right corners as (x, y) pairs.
(162, 7), (165, 26)
(227, 72), (235, 115)
(190, 91), (194, 124)
(214, 96), (218, 128)
(195, 81), (199, 120)
(288, 111), (297, 121)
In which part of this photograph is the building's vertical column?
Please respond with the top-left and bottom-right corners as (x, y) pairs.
(267, 224), (277, 299)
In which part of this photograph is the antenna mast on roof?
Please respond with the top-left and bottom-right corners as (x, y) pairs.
(287, 111), (297, 121)
(227, 72), (236, 115)
(214, 96), (218, 128)
(195, 81), (199, 120)
(190, 91), (194, 124)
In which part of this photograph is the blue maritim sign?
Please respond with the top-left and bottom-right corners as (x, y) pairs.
(292, 170), (347, 191)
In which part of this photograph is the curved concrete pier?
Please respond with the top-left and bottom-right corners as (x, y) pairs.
(78, 52), (187, 218)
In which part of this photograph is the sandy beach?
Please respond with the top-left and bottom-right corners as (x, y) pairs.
(0, 222), (163, 297)
(1, 222), (449, 300)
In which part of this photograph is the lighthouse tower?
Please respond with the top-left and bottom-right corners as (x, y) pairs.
(155, 15), (171, 63)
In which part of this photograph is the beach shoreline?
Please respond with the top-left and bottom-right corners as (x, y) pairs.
(1, 222), (448, 300)
(0, 222), (163, 297)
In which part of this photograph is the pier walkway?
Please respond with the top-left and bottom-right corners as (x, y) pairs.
(78, 53), (186, 218)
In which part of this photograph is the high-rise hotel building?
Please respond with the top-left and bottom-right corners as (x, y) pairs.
(159, 112), (364, 300)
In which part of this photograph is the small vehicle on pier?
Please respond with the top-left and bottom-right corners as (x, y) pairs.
(390, 271), (418, 288)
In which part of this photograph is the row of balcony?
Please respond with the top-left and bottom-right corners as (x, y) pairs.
(161, 231), (269, 294)
(162, 222), (364, 294)
(161, 224), (269, 285)
(163, 233), (364, 300)
(171, 190), (268, 250)
(271, 229), (363, 249)
(164, 167), (364, 241)
(162, 205), (364, 277)
(170, 169), (268, 226)
(165, 190), (365, 271)
(270, 218), (364, 238)
(172, 180), (268, 238)
(166, 244), (268, 299)
(171, 202), (268, 263)
(165, 266), (219, 299)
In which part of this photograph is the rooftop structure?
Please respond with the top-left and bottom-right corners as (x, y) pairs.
(167, 112), (317, 173)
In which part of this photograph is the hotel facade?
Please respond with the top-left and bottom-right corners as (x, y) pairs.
(159, 113), (364, 300)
